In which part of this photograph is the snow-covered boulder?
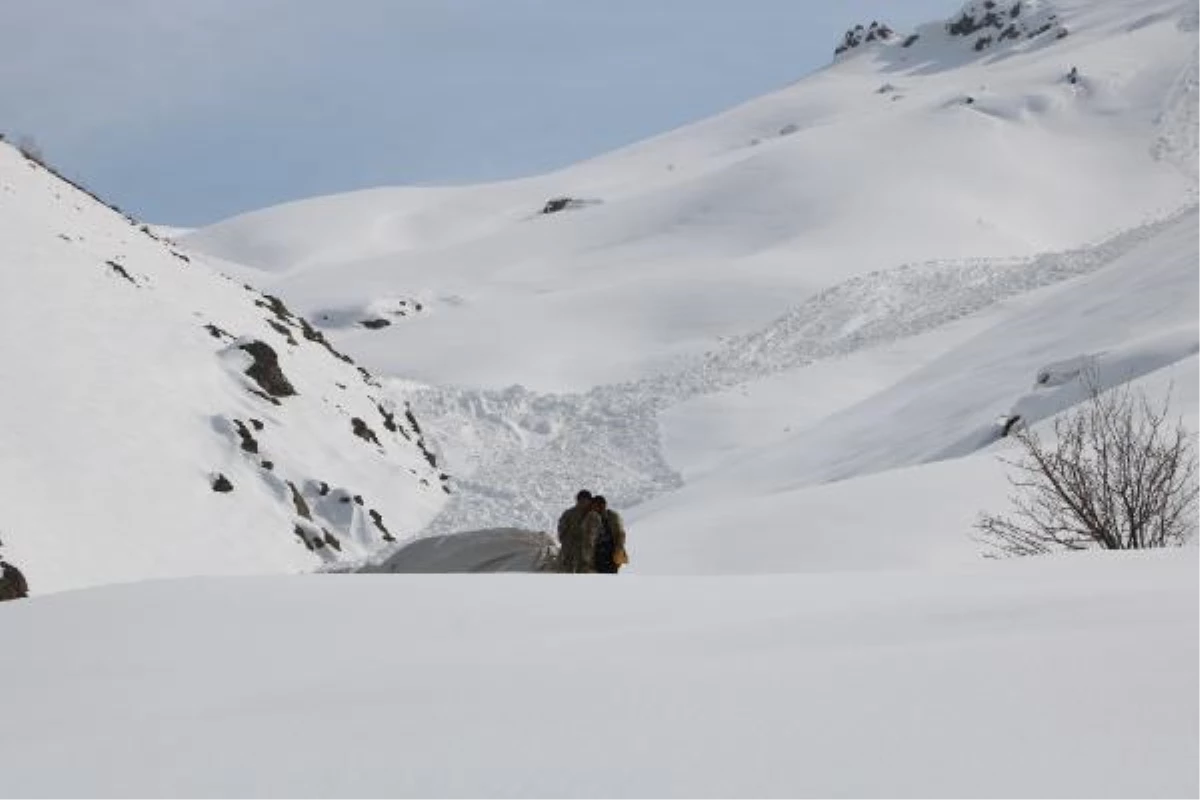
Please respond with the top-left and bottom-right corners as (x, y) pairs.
(362, 528), (559, 573)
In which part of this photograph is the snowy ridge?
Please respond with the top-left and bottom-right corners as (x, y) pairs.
(0, 144), (449, 592)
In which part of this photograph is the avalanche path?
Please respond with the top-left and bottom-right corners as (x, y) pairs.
(393, 208), (1196, 543)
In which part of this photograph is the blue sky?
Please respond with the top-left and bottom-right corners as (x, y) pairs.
(0, 1), (954, 225)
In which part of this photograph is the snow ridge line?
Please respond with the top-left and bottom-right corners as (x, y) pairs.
(396, 206), (1197, 542)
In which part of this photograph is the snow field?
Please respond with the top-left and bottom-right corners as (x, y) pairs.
(0, 552), (1194, 797)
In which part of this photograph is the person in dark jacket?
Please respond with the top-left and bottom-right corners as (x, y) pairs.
(591, 495), (628, 574)
(557, 490), (600, 573)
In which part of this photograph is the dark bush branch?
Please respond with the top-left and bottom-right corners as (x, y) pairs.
(977, 372), (1198, 556)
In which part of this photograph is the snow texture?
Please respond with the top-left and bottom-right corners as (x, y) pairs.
(0, 553), (1194, 797)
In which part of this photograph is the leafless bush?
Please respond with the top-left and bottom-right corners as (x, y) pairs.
(977, 377), (1198, 556)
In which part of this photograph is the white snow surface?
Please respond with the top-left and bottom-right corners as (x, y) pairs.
(0, 145), (449, 592)
(0, 552), (1195, 797)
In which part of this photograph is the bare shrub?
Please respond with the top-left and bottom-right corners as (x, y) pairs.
(977, 376), (1198, 556)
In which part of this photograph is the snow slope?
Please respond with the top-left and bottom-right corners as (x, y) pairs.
(184, 0), (1197, 393)
(0, 552), (1194, 797)
(0, 145), (449, 593)
(633, 199), (1200, 575)
(176, 0), (1200, 566)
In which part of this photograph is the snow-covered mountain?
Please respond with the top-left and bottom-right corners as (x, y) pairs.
(184, 0), (1196, 393)
(0, 144), (449, 593)
(181, 0), (1199, 547)
(1, 0), (1197, 795)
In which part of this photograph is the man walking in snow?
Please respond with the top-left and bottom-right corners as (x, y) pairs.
(557, 490), (600, 573)
(591, 495), (628, 574)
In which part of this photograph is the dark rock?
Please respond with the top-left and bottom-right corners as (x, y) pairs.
(294, 525), (316, 551)
(351, 417), (381, 446)
(318, 481), (330, 496)
(323, 530), (343, 551)
(902, 33), (920, 47)
(238, 340), (296, 399)
(105, 260), (138, 286)
(287, 481), (312, 520)
(254, 293), (293, 326)
(368, 509), (395, 542)
(260, 460), (274, 471)
(354, 495), (364, 505)
(298, 318), (354, 364)
(835, 20), (894, 55)
(376, 402), (403, 436)
(211, 474), (234, 493)
(233, 419), (259, 454)
(946, 1), (1061, 51)
(204, 323), (230, 340)
(541, 197), (572, 214)
(249, 419), (264, 431)
(267, 320), (298, 346)
(359, 318), (391, 330)
(1000, 415), (1023, 437)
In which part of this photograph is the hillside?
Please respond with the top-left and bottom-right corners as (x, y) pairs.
(181, 0), (1199, 547)
(185, 0), (1197, 393)
(0, 144), (449, 592)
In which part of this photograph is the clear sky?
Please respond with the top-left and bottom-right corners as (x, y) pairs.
(0, 1), (955, 225)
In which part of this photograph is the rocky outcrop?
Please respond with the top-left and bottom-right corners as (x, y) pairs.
(946, 1), (1067, 52)
(835, 21), (895, 56)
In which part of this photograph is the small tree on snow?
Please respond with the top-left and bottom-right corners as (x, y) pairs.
(976, 376), (1198, 556)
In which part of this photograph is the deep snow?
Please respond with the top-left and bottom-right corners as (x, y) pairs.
(0, 553), (1194, 797)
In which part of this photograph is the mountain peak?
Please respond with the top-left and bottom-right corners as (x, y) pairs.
(834, 0), (1067, 60)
